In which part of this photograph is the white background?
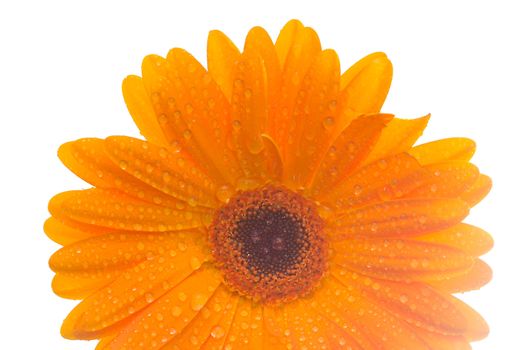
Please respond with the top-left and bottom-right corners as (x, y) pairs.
(1, 0), (524, 349)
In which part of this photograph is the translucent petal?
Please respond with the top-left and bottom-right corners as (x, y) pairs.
(207, 29), (241, 102)
(100, 266), (222, 349)
(164, 284), (235, 349)
(408, 137), (476, 165)
(49, 189), (209, 232)
(122, 75), (169, 146)
(200, 295), (240, 350)
(44, 217), (108, 246)
(427, 259), (492, 293)
(460, 174), (492, 206)
(104, 136), (218, 208)
(61, 234), (210, 340)
(333, 265), (472, 336)
(308, 114), (394, 199)
(282, 49), (341, 188)
(329, 198), (470, 238)
(416, 223), (493, 256)
(141, 51), (243, 184)
(339, 52), (393, 122)
(332, 237), (474, 282)
(272, 24), (321, 152)
(406, 161), (479, 200)
(320, 153), (426, 210)
(363, 115), (430, 165)
(317, 276), (430, 348)
(59, 138), (188, 209)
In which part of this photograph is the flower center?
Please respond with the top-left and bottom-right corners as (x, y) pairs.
(210, 185), (327, 304)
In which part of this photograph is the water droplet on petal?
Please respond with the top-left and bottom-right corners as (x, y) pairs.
(191, 293), (207, 311)
(211, 325), (225, 339)
(171, 306), (182, 317)
(322, 116), (335, 129)
(119, 160), (128, 170)
(216, 185), (234, 203)
(232, 120), (241, 131)
(190, 256), (201, 270)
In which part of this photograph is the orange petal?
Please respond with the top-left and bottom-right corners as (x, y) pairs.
(165, 284), (235, 349)
(249, 303), (267, 350)
(447, 295), (489, 341)
(142, 51), (243, 184)
(49, 231), (195, 273)
(427, 259), (492, 293)
(274, 19), (304, 68)
(408, 137), (476, 165)
(59, 138), (187, 209)
(282, 299), (365, 349)
(339, 52), (393, 123)
(219, 296), (253, 350)
(243, 26), (281, 126)
(415, 330), (471, 350)
(334, 265), (474, 336)
(49, 189), (210, 232)
(460, 174), (492, 206)
(405, 161), (480, 200)
(100, 266), (222, 349)
(44, 217), (108, 246)
(95, 336), (116, 350)
(317, 276), (430, 348)
(304, 297), (375, 349)
(200, 295), (240, 350)
(320, 153), (426, 210)
(61, 234), (210, 340)
(416, 223), (493, 256)
(282, 49), (341, 188)
(329, 198), (470, 238)
(52, 271), (118, 300)
(122, 75), (169, 146)
(332, 237), (474, 282)
(262, 306), (294, 349)
(104, 136), (219, 208)
(230, 46), (271, 182)
(363, 115), (431, 165)
(271, 24), (321, 152)
(308, 114), (393, 199)
(207, 29), (241, 101)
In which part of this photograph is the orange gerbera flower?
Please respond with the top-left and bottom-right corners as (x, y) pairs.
(46, 20), (493, 349)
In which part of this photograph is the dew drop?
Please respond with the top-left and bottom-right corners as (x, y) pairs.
(216, 185), (234, 203)
(232, 119), (242, 131)
(183, 129), (192, 140)
(171, 306), (182, 317)
(178, 292), (187, 302)
(191, 293), (207, 311)
(322, 116), (335, 129)
(247, 137), (264, 155)
(190, 256), (201, 270)
(162, 172), (171, 183)
(119, 160), (128, 170)
(145, 293), (154, 303)
(211, 325), (225, 339)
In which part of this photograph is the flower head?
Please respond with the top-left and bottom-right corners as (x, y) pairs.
(46, 20), (492, 349)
